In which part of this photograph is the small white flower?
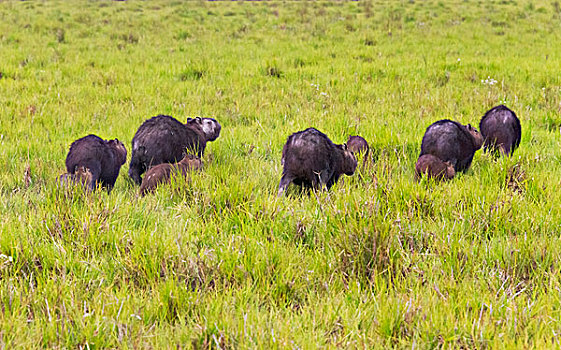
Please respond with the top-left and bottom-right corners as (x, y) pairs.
(482, 77), (498, 86)
(0, 254), (12, 262)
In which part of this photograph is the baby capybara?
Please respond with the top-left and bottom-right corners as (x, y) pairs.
(479, 105), (521, 156)
(420, 120), (483, 173)
(346, 135), (369, 156)
(58, 166), (93, 189)
(129, 115), (221, 185)
(278, 128), (357, 196)
(139, 154), (203, 196)
(415, 154), (455, 181)
(65, 134), (127, 192)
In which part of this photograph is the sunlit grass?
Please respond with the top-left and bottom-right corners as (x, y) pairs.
(2, 0), (561, 347)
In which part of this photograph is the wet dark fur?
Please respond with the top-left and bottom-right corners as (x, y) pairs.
(129, 115), (221, 185)
(65, 134), (127, 192)
(278, 128), (357, 195)
(415, 154), (455, 181)
(479, 105), (521, 156)
(139, 154), (203, 196)
(420, 120), (483, 173)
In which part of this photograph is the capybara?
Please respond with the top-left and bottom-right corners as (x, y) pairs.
(420, 120), (483, 173)
(58, 166), (94, 189)
(129, 115), (221, 185)
(139, 154), (203, 196)
(415, 154), (455, 181)
(346, 135), (369, 156)
(65, 134), (127, 192)
(479, 105), (521, 156)
(278, 128), (357, 195)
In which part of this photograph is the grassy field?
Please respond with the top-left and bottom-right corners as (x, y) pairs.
(2, 0), (561, 347)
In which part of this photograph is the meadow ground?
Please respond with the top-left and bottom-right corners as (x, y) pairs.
(1, 0), (561, 348)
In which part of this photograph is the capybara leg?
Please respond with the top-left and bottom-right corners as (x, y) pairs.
(277, 175), (293, 197)
(317, 170), (333, 191)
(128, 161), (143, 185)
(500, 144), (511, 156)
(310, 174), (324, 192)
(88, 166), (102, 192)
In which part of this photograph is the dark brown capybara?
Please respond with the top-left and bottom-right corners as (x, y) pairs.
(129, 115), (221, 185)
(58, 166), (94, 189)
(65, 134), (127, 192)
(278, 128), (357, 196)
(479, 105), (521, 156)
(139, 154), (203, 196)
(346, 135), (369, 156)
(420, 120), (484, 173)
(415, 154), (455, 181)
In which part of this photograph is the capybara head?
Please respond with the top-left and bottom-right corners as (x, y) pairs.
(466, 124), (484, 150)
(178, 154), (203, 171)
(108, 139), (127, 165)
(339, 144), (358, 175)
(187, 117), (221, 142)
(346, 135), (369, 155)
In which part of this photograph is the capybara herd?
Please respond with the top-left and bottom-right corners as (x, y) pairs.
(419, 120), (484, 174)
(59, 104), (521, 195)
(415, 104), (521, 181)
(129, 115), (221, 185)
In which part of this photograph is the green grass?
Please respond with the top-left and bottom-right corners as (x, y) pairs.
(2, 0), (561, 347)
